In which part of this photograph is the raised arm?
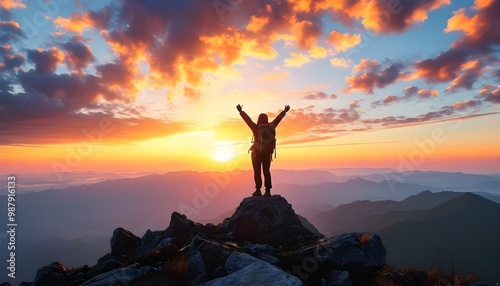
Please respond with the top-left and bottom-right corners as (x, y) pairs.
(271, 105), (290, 127)
(237, 104), (256, 131)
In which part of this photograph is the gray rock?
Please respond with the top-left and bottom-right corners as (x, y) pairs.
(31, 262), (69, 286)
(201, 252), (304, 286)
(292, 232), (386, 268)
(187, 236), (208, 283)
(111, 227), (140, 259)
(136, 229), (174, 259)
(81, 264), (159, 286)
(219, 195), (314, 244)
(328, 270), (352, 286)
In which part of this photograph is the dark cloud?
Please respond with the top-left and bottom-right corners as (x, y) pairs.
(60, 37), (94, 71)
(344, 59), (405, 93)
(26, 47), (64, 74)
(0, 20), (24, 42)
(304, 91), (337, 100)
(0, 44), (24, 72)
(372, 95), (400, 107)
(403, 86), (419, 98)
(478, 85), (500, 104)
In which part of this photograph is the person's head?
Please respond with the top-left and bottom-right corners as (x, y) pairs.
(257, 113), (268, 124)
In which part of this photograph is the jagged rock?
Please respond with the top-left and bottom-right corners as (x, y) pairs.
(241, 243), (279, 265)
(31, 262), (69, 286)
(292, 232), (386, 268)
(81, 264), (160, 286)
(200, 252), (304, 286)
(196, 238), (232, 279)
(219, 195), (315, 244)
(328, 270), (352, 286)
(165, 212), (207, 247)
(136, 229), (175, 259)
(111, 227), (141, 259)
(86, 254), (125, 279)
(187, 236), (208, 283)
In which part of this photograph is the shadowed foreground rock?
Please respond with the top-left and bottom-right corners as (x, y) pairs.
(21, 195), (387, 286)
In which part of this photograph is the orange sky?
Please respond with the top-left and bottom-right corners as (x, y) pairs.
(1, 0), (500, 175)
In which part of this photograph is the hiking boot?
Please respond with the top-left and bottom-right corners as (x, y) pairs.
(264, 189), (271, 197)
(252, 189), (262, 196)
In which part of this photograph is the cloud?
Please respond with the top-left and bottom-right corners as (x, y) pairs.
(327, 30), (361, 52)
(26, 47), (65, 74)
(0, 110), (188, 145)
(284, 52), (311, 67)
(0, 20), (24, 42)
(452, 100), (482, 110)
(0, 44), (24, 72)
(343, 59), (405, 93)
(360, 0), (450, 33)
(330, 57), (350, 68)
(417, 89), (439, 98)
(0, 0), (25, 10)
(413, 0), (499, 88)
(478, 85), (500, 103)
(303, 91), (337, 100)
(445, 60), (483, 92)
(60, 37), (94, 72)
(403, 86), (419, 97)
(53, 7), (111, 33)
(372, 95), (400, 107)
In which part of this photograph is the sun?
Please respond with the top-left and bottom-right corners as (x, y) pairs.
(211, 141), (236, 162)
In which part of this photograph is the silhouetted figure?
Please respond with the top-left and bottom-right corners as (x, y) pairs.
(237, 104), (290, 197)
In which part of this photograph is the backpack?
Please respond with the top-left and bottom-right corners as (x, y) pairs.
(252, 123), (276, 156)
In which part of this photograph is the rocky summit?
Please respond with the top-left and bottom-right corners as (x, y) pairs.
(19, 195), (387, 286)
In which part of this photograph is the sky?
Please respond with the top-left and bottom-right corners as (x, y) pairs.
(0, 0), (499, 176)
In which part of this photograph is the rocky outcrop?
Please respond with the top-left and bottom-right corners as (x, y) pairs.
(24, 195), (387, 286)
(220, 195), (316, 244)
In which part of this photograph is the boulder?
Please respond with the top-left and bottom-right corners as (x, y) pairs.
(291, 232), (386, 268)
(31, 262), (69, 286)
(136, 229), (175, 259)
(165, 212), (208, 247)
(200, 252), (304, 286)
(328, 270), (352, 286)
(81, 264), (160, 286)
(219, 195), (315, 244)
(110, 227), (140, 259)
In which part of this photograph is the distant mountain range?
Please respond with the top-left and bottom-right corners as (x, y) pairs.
(310, 191), (500, 282)
(1, 169), (499, 282)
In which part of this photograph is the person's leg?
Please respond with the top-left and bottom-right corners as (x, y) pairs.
(262, 154), (272, 196)
(251, 152), (262, 196)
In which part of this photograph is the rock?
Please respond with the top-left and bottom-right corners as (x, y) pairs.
(136, 229), (175, 259)
(31, 262), (69, 286)
(81, 264), (160, 286)
(200, 252), (304, 286)
(86, 254), (125, 279)
(328, 270), (352, 286)
(187, 236), (208, 283)
(110, 227), (140, 259)
(292, 232), (386, 268)
(196, 238), (232, 278)
(165, 212), (207, 247)
(219, 195), (315, 244)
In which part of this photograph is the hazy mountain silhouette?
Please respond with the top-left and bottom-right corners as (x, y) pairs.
(311, 191), (464, 236)
(1, 170), (498, 282)
(312, 191), (500, 282)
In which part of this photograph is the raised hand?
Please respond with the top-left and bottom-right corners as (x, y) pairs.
(284, 105), (290, 112)
(236, 104), (243, 112)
